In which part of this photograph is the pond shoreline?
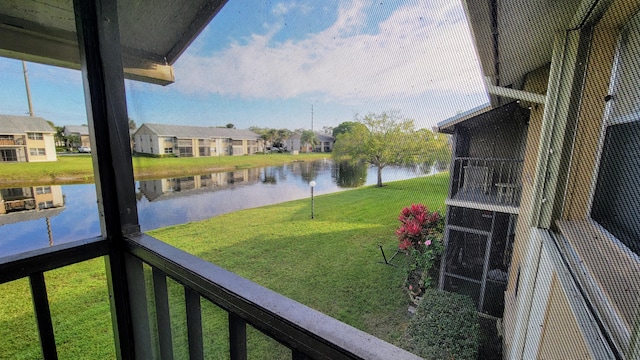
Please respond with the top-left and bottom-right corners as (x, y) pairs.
(0, 155), (327, 187)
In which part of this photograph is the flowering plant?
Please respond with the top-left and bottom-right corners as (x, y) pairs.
(396, 204), (444, 299)
(396, 204), (443, 251)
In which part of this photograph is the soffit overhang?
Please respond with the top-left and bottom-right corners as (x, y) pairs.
(0, 0), (228, 85)
(462, 0), (585, 104)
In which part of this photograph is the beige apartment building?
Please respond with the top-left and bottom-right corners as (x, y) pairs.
(133, 123), (263, 157)
(0, 115), (57, 162)
(438, 1), (640, 358)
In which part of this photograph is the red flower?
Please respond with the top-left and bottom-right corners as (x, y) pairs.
(398, 239), (412, 250)
(405, 221), (420, 236)
(401, 207), (412, 217)
(412, 203), (426, 214)
(396, 203), (442, 251)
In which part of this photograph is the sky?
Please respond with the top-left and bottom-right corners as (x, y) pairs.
(0, 0), (487, 131)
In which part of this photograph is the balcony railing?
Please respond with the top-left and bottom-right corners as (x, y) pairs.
(0, 235), (421, 360)
(0, 138), (21, 146)
(450, 157), (524, 208)
(4, 198), (37, 212)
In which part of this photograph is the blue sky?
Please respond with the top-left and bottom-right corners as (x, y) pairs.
(0, 0), (487, 131)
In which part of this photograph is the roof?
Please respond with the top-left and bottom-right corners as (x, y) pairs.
(0, 0), (228, 85)
(0, 115), (55, 134)
(286, 132), (334, 141)
(316, 133), (335, 142)
(63, 125), (89, 136)
(137, 123), (261, 140)
(0, 207), (64, 226)
(437, 103), (492, 134)
(437, 101), (527, 134)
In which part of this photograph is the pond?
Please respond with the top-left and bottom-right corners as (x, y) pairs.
(0, 160), (440, 256)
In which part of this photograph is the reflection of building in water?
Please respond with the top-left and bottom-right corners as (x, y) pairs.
(0, 185), (65, 225)
(139, 169), (261, 201)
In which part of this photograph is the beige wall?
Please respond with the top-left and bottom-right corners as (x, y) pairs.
(562, 21), (618, 221)
(555, 4), (640, 353)
(512, 2), (640, 357)
(537, 275), (591, 359)
(134, 126), (162, 155)
(25, 133), (57, 162)
(502, 67), (547, 356)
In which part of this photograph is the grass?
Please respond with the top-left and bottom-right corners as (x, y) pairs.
(0, 152), (328, 186)
(0, 173), (449, 359)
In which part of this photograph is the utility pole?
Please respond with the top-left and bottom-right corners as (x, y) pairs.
(311, 104), (314, 132)
(22, 61), (35, 117)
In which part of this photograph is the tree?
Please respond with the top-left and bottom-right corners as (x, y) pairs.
(332, 112), (439, 187)
(276, 128), (292, 148)
(128, 118), (137, 130)
(54, 126), (65, 147)
(300, 130), (320, 153)
(332, 121), (363, 138)
(67, 134), (81, 149)
(226, 123), (235, 129)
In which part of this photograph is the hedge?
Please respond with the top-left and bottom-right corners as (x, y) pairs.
(400, 289), (479, 359)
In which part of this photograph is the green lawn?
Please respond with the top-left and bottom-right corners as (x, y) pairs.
(0, 152), (328, 186)
(0, 173), (449, 359)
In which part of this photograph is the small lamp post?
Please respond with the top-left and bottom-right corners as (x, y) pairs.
(309, 181), (316, 219)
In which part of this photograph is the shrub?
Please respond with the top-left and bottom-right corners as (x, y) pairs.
(132, 152), (177, 158)
(400, 289), (479, 360)
(396, 204), (444, 292)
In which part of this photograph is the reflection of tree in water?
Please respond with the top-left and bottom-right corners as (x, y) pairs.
(298, 161), (318, 183)
(334, 161), (367, 188)
(406, 161), (437, 175)
(262, 165), (289, 184)
(262, 166), (278, 184)
(434, 160), (449, 172)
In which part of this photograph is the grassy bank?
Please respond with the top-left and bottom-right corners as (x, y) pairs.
(0, 173), (448, 358)
(0, 152), (328, 186)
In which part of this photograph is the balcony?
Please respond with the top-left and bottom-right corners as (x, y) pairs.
(4, 198), (37, 212)
(448, 157), (524, 214)
(0, 235), (420, 359)
(0, 1), (428, 358)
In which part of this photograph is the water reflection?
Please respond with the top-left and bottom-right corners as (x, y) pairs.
(139, 169), (262, 202)
(0, 186), (65, 221)
(333, 161), (367, 188)
(1, 160), (438, 256)
(0, 185), (66, 251)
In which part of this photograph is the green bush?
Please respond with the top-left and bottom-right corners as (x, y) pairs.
(132, 152), (177, 158)
(400, 289), (479, 360)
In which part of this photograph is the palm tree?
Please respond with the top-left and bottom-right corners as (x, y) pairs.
(300, 130), (320, 153)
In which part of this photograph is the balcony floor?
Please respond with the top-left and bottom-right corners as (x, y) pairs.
(447, 188), (519, 214)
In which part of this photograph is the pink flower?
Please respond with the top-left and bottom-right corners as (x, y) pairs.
(409, 285), (413, 291)
(425, 240), (432, 246)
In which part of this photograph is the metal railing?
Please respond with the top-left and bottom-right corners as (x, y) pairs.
(0, 235), (421, 360)
(450, 157), (524, 206)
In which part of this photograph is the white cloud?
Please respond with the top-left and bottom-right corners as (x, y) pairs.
(174, 1), (484, 104)
(272, 2), (311, 16)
